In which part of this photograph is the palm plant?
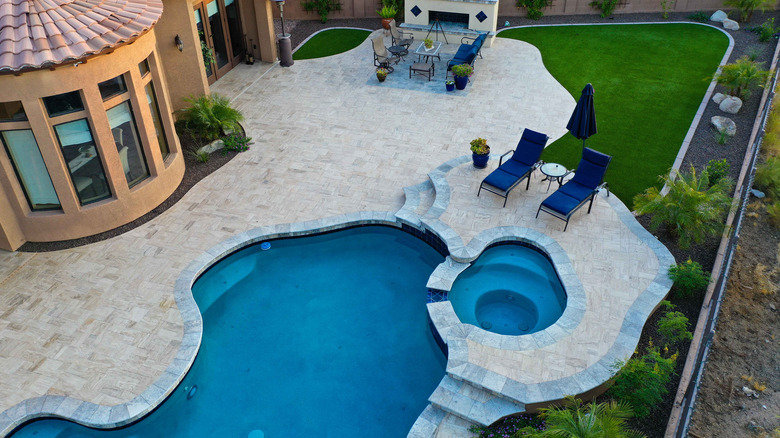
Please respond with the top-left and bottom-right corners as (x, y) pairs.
(723, 0), (773, 22)
(180, 94), (244, 141)
(714, 56), (769, 99)
(516, 395), (645, 438)
(633, 166), (734, 249)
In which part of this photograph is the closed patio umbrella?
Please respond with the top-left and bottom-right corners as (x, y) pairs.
(566, 83), (597, 149)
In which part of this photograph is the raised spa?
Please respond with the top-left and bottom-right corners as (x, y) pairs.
(448, 244), (566, 336)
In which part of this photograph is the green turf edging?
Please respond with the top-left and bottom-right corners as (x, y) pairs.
(293, 29), (372, 60)
(499, 24), (729, 206)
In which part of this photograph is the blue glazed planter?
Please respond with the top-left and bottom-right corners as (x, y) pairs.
(445, 82), (455, 92)
(454, 75), (468, 90)
(472, 153), (489, 169)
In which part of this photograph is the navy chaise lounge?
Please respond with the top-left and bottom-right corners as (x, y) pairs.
(477, 128), (549, 207)
(536, 147), (612, 231)
(446, 33), (487, 79)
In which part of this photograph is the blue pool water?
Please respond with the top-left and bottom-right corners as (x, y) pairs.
(448, 245), (566, 336)
(11, 226), (446, 438)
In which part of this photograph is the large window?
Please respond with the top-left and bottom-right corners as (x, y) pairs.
(144, 82), (170, 160)
(107, 102), (149, 187)
(98, 75), (128, 100)
(0, 101), (27, 122)
(43, 91), (84, 117)
(53, 119), (112, 205)
(1, 130), (60, 210)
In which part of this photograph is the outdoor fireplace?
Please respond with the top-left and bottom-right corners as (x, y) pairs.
(402, 0), (497, 45)
(429, 10), (469, 27)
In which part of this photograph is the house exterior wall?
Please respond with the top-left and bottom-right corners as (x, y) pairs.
(0, 32), (184, 250)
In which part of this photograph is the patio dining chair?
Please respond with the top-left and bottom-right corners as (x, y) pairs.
(372, 36), (400, 73)
(478, 128), (549, 207)
(536, 147), (612, 231)
(389, 19), (413, 49)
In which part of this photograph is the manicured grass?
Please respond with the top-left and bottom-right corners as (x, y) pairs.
(293, 29), (371, 60)
(500, 24), (729, 205)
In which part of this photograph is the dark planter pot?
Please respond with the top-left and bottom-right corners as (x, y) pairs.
(454, 75), (468, 90)
(472, 153), (489, 169)
(445, 82), (455, 92)
(381, 18), (392, 29)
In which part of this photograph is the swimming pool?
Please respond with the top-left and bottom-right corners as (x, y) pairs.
(448, 245), (566, 336)
(10, 226), (446, 438)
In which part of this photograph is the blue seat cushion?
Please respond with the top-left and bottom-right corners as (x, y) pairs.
(482, 169), (520, 191)
(521, 129), (548, 147)
(498, 159), (531, 178)
(558, 181), (593, 201)
(571, 160), (605, 189)
(455, 45), (472, 59)
(541, 191), (581, 216)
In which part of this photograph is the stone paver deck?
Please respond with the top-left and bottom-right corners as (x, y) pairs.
(0, 30), (672, 436)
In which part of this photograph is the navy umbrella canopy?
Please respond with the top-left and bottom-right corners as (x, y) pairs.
(566, 83), (597, 149)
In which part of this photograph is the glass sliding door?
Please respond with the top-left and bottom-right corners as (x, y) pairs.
(1, 129), (61, 210)
(206, 0), (230, 72)
(194, 8), (214, 80)
(224, 0), (244, 65)
(53, 119), (112, 205)
(107, 102), (149, 188)
(195, 0), (244, 82)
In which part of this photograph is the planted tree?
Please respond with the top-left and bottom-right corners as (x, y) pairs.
(608, 347), (677, 417)
(517, 395), (645, 437)
(657, 301), (693, 344)
(180, 94), (244, 141)
(517, 0), (552, 20)
(724, 0), (773, 22)
(714, 56), (769, 99)
(668, 259), (711, 298)
(633, 167), (734, 249)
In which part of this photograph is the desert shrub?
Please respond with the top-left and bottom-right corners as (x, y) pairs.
(221, 134), (252, 154)
(469, 413), (545, 437)
(517, 0), (551, 19)
(756, 18), (780, 42)
(609, 347), (677, 417)
(633, 167), (734, 249)
(714, 56), (769, 99)
(302, 0), (341, 22)
(706, 159), (730, 185)
(658, 310), (692, 344)
(767, 202), (780, 228)
(660, 0), (673, 19)
(668, 259), (711, 298)
(516, 396), (644, 437)
(724, 0), (773, 22)
(180, 94), (244, 142)
(589, 0), (619, 17)
(755, 157), (780, 199)
(192, 150), (209, 163)
(687, 11), (709, 22)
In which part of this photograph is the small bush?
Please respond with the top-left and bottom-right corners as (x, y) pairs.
(687, 11), (709, 22)
(469, 413), (545, 437)
(755, 157), (780, 199)
(706, 159), (730, 185)
(724, 0), (774, 22)
(634, 167), (733, 249)
(767, 202), (780, 228)
(609, 347), (677, 417)
(589, 0), (619, 17)
(712, 128), (731, 145)
(668, 259), (711, 298)
(517, 0), (551, 20)
(222, 134), (252, 154)
(180, 94), (244, 141)
(658, 310), (692, 344)
(714, 56), (769, 99)
(660, 0), (673, 19)
(192, 150), (210, 163)
(756, 18), (780, 42)
(302, 0), (341, 22)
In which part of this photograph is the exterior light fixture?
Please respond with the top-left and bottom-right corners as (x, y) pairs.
(174, 34), (184, 52)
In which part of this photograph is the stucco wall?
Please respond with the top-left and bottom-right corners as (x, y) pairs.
(0, 32), (184, 250)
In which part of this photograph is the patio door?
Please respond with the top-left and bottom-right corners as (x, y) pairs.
(194, 0), (244, 84)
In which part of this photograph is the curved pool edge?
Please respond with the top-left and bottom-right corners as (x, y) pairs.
(0, 211), (423, 437)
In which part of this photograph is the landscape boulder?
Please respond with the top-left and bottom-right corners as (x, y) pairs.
(712, 92), (726, 104)
(711, 116), (737, 136)
(723, 18), (740, 30)
(710, 10), (728, 22)
(720, 96), (743, 114)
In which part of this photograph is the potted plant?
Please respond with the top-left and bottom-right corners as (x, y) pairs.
(445, 80), (455, 92)
(470, 137), (490, 168)
(378, 6), (396, 29)
(376, 67), (388, 82)
(451, 63), (473, 90)
(423, 38), (434, 50)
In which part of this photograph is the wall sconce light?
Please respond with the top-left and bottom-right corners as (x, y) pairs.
(174, 35), (184, 52)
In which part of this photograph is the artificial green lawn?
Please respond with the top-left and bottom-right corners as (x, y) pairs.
(293, 29), (371, 60)
(500, 24), (729, 205)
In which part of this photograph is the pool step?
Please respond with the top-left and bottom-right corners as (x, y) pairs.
(435, 413), (476, 438)
(407, 405), (446, 438)
(429, 375), (524, 426)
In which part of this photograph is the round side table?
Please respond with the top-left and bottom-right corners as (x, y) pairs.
(540, 163), (569, 192)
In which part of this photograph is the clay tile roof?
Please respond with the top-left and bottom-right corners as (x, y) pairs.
(0, 0), (163, 72)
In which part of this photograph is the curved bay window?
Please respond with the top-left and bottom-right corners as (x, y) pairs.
(54, 118), (112, 205)
(1, 129), (61, 211)
(107, 102), (149, 187)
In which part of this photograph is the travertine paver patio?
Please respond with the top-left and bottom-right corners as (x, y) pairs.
(0, 30), (671, 435)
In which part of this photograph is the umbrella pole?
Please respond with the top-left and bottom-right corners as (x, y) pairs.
(582, 139), (586, 150)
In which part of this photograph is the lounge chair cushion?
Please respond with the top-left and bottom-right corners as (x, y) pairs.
(558, 180), (593, 201)
(498, 160), (532, 178)
(540, 191), (581, 215)
(455, 45), (472, 59)
(522, 129), (548, 147)
(482, 169), (520, 191)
